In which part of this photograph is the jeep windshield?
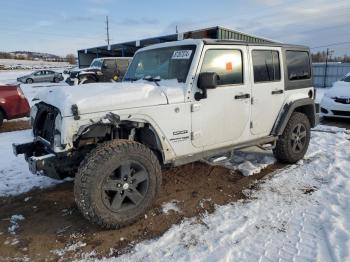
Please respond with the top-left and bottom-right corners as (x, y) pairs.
(124, 45), (196, 83)
(90, 58), (103, 68)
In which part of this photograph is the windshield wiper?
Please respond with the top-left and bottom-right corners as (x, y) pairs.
(143, 76), (161, 86)
(123, 77), (139, 82)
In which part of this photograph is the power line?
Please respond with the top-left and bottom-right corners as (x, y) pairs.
(311, 41), (350, 49)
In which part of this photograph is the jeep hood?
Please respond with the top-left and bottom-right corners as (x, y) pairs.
(37, 80), (185, 117)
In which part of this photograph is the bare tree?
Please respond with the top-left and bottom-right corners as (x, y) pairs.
(66, 54), (76, 65)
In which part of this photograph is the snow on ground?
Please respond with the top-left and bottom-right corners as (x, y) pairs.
(91, 127), (350, 262)
(315, 87), (328, 104)
(8, 214), (25, 235)
(162, 200), (181, 214)
(0, 130), (62, 197)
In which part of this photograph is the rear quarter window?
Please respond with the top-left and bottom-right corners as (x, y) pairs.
(286, 51), (311, 81)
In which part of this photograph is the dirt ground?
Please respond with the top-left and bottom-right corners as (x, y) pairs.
(0, 120), (31, 133)
(0, 162), (284, 261)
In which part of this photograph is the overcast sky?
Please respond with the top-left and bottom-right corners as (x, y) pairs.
(0, 0), (349, 56)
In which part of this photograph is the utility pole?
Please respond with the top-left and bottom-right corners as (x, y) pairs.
(323, 48), (334, 88)
(106, 16), (110, 46)
(176, 25), (178, 34)
(323, 48), (329, 88)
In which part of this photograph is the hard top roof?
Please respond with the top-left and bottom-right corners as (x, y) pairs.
(203, 39), (309, 50)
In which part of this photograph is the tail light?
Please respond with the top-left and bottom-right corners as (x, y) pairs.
(17, 86), (26, 99)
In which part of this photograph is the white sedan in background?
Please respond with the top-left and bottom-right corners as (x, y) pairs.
(320, 74), (350, 118)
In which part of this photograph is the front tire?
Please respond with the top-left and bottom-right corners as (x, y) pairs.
(26, 78), (33, 84)
(74, 140), (162, 229)
(273, 112), (311, 164)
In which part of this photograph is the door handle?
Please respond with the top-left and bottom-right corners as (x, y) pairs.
(235, 93), (250, 100)
(271, 89), (284, 95)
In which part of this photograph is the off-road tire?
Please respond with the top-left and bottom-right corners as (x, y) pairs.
(273, 112), (311, 164)
(0, 110), (4, 127)
(74, 140), (162, 229)
(26, 78), (33, 84)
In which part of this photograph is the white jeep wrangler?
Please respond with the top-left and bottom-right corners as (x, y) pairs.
(13, 39), (318, 228)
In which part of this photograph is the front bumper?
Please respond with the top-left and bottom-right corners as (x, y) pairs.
(320, 96), (350, 118)
(13, 140), (65, 180)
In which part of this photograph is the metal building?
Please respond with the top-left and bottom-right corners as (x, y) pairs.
(77, 26), (276, 67)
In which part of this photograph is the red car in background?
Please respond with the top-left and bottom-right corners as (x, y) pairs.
(0, 84), (30, 127)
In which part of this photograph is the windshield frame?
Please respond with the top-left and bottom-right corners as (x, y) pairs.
(123, 45), (197, 83)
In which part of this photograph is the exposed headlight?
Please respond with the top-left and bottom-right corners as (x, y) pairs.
(54, 114), (62, 133)
(54, 114), (63, 150)
(30, 105), (38, 125)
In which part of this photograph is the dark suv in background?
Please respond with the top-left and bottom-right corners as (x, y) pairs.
(66, 57), (132, 85)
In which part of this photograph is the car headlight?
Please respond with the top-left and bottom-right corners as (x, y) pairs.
(324, 92), (336, 99)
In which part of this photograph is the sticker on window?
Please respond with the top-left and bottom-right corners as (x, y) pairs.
(226, 62), (233, 72)
(172, 50), (192, 59)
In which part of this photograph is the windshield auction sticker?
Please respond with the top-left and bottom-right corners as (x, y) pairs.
(172, 50), (192, 59)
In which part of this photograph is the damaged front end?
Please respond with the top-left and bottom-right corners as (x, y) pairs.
(13, 101), (164, 180)
(13, 102), (82, 179)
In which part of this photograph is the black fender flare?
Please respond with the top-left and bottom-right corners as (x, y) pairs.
(271, 98), (319, 136)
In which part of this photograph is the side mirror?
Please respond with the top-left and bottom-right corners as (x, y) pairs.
(195, 72), (218, 101)
(103, 64), (108, 69)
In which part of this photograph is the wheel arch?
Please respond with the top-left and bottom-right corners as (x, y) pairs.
(271, 98), (319, 136)
(78, 72), (98, 82)
(73, 120), (165, 165)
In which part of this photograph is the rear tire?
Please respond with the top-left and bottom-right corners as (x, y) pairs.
(26, 78), (33, 84)
(74, 140), (162, 229)
(273, 112), (311, 164)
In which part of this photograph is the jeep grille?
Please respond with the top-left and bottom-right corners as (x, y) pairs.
(33, 102), (59, 145)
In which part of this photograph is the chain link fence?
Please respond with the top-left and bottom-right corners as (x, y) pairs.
(313, 63), (350, 88)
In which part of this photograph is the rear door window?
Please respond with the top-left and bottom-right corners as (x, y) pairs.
(117, 59), (130, 72)
(104, 60), (116, 69)
(286, 51), (311, 80)
(252, 50), (281, 82)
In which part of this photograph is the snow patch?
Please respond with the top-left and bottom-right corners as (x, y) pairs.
(162, 200), (181, 214)
(220, 150), (275, 176)
(8, 214), (25, 235)
(52, 241), (87, 256)
(0, 130), (63, 197)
